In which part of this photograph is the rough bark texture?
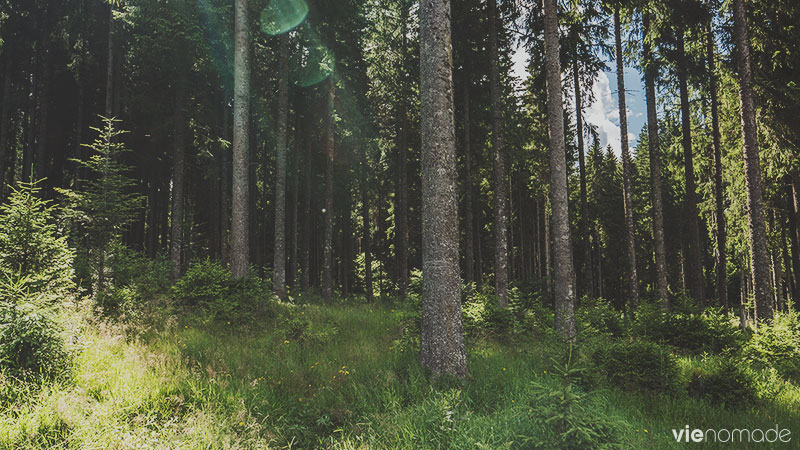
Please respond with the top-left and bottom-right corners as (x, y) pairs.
(707, 27), (727, 305)
(301, 110), (312, 291)
(361, 153), (373, 303)
(462, 77), (475, 285)
(170, 76), (186, 279)
(543, 0), (575, 340)
(676, 31), (705, 304)
(418, 0), (467, 378)
(614, 8), (639, 308)
(396, 4), (410, 300)
(487, 0), (508, 306)
(35, 43), (51, 183)
(105, 3), (114, 117)
(230, 0), (250, 278)
(790, 174), (800, 302)
(732, 0), (773, 323)
(322, 80), (335, 303)
(573, 60), (592, 297)
(0, 53), (11, 196)
(643, 13), (670, 306)
(273, 33), (289, 299)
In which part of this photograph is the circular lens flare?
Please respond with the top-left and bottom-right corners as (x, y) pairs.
(260, 0), (309, 36)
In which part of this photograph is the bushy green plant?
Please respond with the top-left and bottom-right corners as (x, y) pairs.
(577, 297), (624, 337)
(687, 358), (756, 407)
(594, 340), (679, 392)
(107, 245), (171, 301)
(0, 277), (70, 381)
(461, 290), (518, 337)
(631, 303), (742, 354)
(277, 308), (338, 346)
(743, 311), (800, 381)
(526, 347), (624, 449)
(0, 181), (75, 298)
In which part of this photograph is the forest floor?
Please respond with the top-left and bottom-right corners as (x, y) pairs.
(1, 298), (799, 449)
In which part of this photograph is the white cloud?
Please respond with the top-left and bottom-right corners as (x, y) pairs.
(584, 71), (636, 157)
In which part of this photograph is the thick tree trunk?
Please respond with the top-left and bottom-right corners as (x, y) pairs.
(419, 0), (467, 378)
(676, 31), (705, 304)
(462, 78), (475, 285)
(487, 0), (509, 306)
(231, 0), (250, 278)
(322, 80), (335, 303)
(643, 13), (670, 306)
(573, 60), (592, 298)
(614, 8), (639, 308)
(707, 27), (728, 306)
(543, 0), (575, 340)
(732, 0), (773, 324)
(273, 33), (289, 299)
(170, 76), (186, 279)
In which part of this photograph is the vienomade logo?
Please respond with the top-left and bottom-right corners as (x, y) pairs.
(671, 425), (791, 444)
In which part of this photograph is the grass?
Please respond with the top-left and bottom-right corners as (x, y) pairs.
(1, 298), (799, 449)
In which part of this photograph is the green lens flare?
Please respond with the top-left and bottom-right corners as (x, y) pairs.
(292, 41), (335, 87)
(260, 0), (309, 36)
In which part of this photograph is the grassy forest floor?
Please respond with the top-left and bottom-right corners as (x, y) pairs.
(2, 289), (800, 450)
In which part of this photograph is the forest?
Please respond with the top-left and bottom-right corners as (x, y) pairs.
(1, 0), (800, 448)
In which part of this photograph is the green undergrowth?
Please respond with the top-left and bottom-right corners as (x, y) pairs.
(1, 299), (799, 449)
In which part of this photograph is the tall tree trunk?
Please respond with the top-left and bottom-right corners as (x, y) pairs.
(35, 43), (50, 184)
(322, 80), (335, 303)
(643, 13), (670, 306)
(418, 0), (467, 378)
(301, 103), (312, 291)
(543, 0), (575, 340)
(396, 4), (410, 300)
(789, 174), (800, 302)
(106, 2), (114, 117)
(732, 0), (773, 324)
(676, 30), (705, 304)
(170, 76), (186, 279)
(231, 0), (251, 278)
(220, 99), (231, 265)
(0, 53), (12, 196)
(573, 59), (592, 298)
(273, 33), (289, 299)
(362, 152), (373, 302)
(614, 7), (639, 308)
(462, 77), (475, 285)
(487, 0), (509, 306)
(707, 26), (728, 306)
(290, 122), (299, 290)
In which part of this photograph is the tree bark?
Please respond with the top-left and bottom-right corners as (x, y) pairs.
(643, 13), (670, 307)
(231, 0), (250, 278)
(361, 151), (373, 302)
(301, 107), (312, 291)
(273, 33), (289, 299)
(322, 80), (335, 303)
(23, 71), (36, 183)
(106, 2), (114, 117)
(543, 0), (575, 340)
(419, 0), (467, 378)
(573, 59), (592, 298)
(732, 0), (773, 323)
(170, 75), (186, 279)
(614, 7), (639, 308)
(487, 0), (509, 306)
(462, 76), (475, 285)
(789, 174), (800, 302)
(676, 30), (705, 304)
(35, 42), (51, 184)
(396, 4), (410, 300)
(707, 26), (727, 306)
(0, 53), (12, 196)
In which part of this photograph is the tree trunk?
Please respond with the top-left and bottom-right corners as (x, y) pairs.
(462, 77), (475, 285)
(543, 0), (575, 340)
(676, 31), (705, 304)
(487, 0), (509, 306)
(231, 0), (250, 278)
(643, 13), (670, 307)
(170, 75), (186, 279)
(106, 2), (114, 117)
(789, 174), (800, 302)
(572, 59), (592, 298)
(396, 4), (410, 300)
(614, 8), (639, 308)
(362, 152), (373, 302)
(322, 79), (335, 303)
(35, 45), (51, 184)
(0, 53), (12, 196)
(707, 26), (727, 306)
(301, 108), (312, 291)
(289, 123), (299, 290)
(419, 0), (467, 378)
(273, 33), (289, 299)
(732, 0), (773, 324)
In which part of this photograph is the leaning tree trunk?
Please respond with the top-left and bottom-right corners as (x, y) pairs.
(543, 0), (575, 340)
(488, 0), (509, 306)
(418, 0), (467, 378)
(707, 26), (727, 306)
(273, 33), (289, 299)
(230, 0), (251, 278)
(677, 30), (705, 304)
(615, 7), (639, 309)
(732, 0), (773, 324)
(322, 79), (335, 303)
(643, 13), (670, 306)
(170, 75), (186, 279)
(573, 59), (593, 298)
